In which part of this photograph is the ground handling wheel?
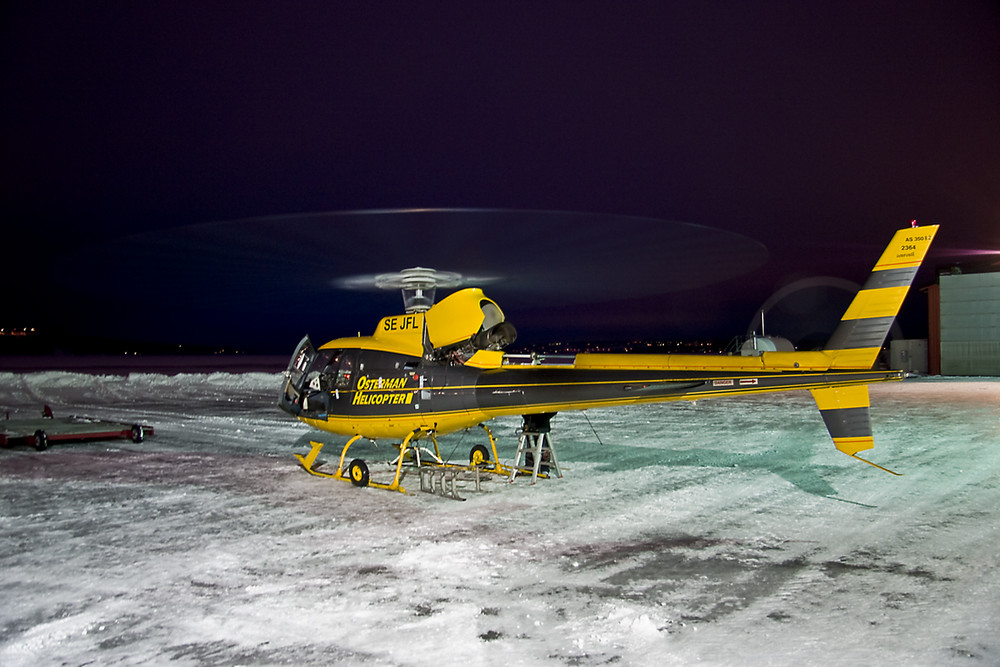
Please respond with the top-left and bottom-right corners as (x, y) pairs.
(347, 459), (370, 487)
(469, 444), (490, 467)
(33, 430), (48, 452)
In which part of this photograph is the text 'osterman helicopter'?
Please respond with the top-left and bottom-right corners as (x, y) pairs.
(278, 224), (938, 495)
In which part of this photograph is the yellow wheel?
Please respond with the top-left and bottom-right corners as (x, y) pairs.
(469, 444), (490, 467)
(348, 459), (370, 487)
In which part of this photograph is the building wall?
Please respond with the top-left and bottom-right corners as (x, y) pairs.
(891, 339), (928, 374)
(939, 272), (1000, 376)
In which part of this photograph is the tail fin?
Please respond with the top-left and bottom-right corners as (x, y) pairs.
(825, 224), (939, 369)
(812, 224), (938, 473)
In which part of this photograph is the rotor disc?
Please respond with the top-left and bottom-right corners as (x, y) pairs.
(56, 209), (768, 349)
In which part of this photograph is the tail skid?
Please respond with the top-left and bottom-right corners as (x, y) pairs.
(850, 453), (903, 476)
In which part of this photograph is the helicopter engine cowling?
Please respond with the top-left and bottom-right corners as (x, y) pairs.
(424, 288), (516, 356)
(425, 289), (504, 347)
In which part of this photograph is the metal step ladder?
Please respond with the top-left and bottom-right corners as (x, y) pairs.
(509, 413), (562, 484)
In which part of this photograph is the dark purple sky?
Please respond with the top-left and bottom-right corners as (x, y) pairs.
(3, 2), (999, 352)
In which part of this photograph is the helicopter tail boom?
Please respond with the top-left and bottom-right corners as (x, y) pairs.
(569, 223), (939, 471)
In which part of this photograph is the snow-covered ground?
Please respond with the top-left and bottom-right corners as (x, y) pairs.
(1, 371), (998, 666)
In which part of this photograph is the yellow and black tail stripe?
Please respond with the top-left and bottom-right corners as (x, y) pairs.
(810, 385), (873, 456)
(826, 225), (938, 369)
(809, 384), (900, 474)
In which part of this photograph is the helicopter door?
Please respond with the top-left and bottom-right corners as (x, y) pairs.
(279, 336), (316, 416)
(279, 336), (338, 418)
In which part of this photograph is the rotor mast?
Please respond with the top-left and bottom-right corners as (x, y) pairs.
(373, 267), (464, 313)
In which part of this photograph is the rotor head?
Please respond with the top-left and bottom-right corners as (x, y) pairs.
(372, 267), (467, 313)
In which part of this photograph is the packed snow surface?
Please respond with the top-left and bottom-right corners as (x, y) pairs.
(1, 371), (998, 665)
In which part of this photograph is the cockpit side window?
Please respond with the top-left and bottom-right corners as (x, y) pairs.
(330, 350), (357, 389)
(303, 349), (335, 390)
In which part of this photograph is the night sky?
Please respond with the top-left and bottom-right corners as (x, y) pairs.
(3, 2), (999, 354)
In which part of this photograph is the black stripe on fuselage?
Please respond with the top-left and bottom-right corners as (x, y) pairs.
(473, 367), (895, 412)
(316, 352), (899, 421)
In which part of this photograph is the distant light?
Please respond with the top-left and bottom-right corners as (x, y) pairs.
(941, 248), (1000, 257)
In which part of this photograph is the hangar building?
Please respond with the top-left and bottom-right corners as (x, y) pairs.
(926, 267), (1000, 376)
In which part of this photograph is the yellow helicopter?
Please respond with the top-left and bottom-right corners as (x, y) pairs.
(279, 223), (938, 494)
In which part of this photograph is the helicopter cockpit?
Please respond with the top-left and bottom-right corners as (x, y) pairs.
(278, 287), (518, 419)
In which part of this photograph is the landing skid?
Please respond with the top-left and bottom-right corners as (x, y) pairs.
(294, 433), (410, 492)
(294, 422), (554, 496)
